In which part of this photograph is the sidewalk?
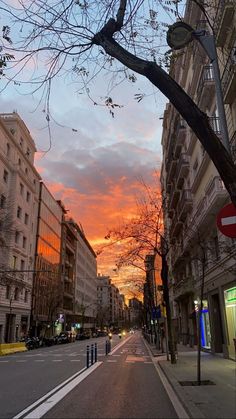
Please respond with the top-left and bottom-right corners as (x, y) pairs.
(148, 342), (236, 419)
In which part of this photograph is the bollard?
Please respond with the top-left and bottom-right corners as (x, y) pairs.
(95, 342), (97, 362)
(91, 344), (94, 365)
(105, 340), (108, 355)
(108, 339), (111, 353)
(86, 345), (90, 368)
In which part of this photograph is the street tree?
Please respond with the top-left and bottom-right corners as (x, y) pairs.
(1, 0), (236, 204)
(104, 177), (177, 363)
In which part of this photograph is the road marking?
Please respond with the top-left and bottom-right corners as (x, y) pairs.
(16, 360), (26, 363)
(106, 360), (117, 363)
(0, 360), (9, 363)
(23, 362), (102, 419)
(109, 335), (133, 355)
(35, 360), (44, 362)
(142, 338), (189, 419)
(52, 359), (62, 362)
(70, 359), (80, 362)
(222, 215), (236, 226)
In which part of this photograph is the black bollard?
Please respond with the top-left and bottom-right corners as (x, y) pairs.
(91, 344), (94, 365)
(86, 345), (90, 368)
(95, 342), (97, 362)
(105, 340), (108, 355)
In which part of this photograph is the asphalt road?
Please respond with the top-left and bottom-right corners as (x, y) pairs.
(0, 333), (181, 418)
(0, 336), (113, 419)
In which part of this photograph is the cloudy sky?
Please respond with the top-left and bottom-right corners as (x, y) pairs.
(0, 1), (173, 295)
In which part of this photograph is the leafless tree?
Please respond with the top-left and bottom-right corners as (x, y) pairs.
(0, 0), (236, 203)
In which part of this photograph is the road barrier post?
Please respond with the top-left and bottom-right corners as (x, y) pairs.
(105, 340), (108, 355)
(95, 342), (97, 362)
(91, 344), (94, 365)
(86, 345), (90, 368)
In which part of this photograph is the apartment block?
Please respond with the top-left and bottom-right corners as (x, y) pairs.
(161, 0), (236, 359)
(0, 112), (40, 343)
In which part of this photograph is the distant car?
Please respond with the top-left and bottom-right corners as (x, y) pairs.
(76, 332), (90, 340)
(97, 331), (107, 337)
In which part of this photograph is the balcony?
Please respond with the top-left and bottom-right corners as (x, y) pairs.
(214, 0), (235, 47)
(166, 158), (177, 185)
(175, 153), (190, 189)
(173, 120), (187, 158)
(204, 176), (228, 214)
(196, 65), (215, 110)
(169, 216), (183, 242)
(221, 44), (236, 104)
(173, 276), (194, 300)
(168, 180), (180, 211)
(191, 152), (210, 194)
(209, 116), (221, 136)
(177, 189), (193, 222)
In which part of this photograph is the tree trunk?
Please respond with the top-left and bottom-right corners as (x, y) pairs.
(161, 254), (176, 364)
(93, 29), (236, 206)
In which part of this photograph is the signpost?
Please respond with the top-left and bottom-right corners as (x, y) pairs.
(216, 203), (236, 238)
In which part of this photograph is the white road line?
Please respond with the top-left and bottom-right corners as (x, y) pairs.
(109, 335), (133, 355)
(13, 367), (87, 419)
(70, 359), (80, 362)
(35, 360), (44, 362)
(142, 338), (189, 419)
(23, 363), (102, 419)
(0, 360), (9, 363)
(52, 359), (62, 362)
(106, 360), (117, 363)
(16, 360), (26, 363)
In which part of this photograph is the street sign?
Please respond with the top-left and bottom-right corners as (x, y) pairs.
(216, 203), (236, 238)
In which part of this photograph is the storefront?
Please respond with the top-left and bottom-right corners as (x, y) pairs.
(194, 299), (211, 349)
(224, 286), (236, 360)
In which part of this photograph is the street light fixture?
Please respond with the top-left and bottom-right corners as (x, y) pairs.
(167, 22), (230, 153)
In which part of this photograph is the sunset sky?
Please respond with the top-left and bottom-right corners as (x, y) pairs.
(0, 1), (175, 297)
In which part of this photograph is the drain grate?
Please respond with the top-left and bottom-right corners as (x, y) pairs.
(179, 380), (215, 386)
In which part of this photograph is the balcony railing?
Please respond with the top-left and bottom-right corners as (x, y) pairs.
(175, 153), (190, 188)
(221, 44), (236, 103)
(209, 116), (221, 135)
(196, 65), (215, 108)
(214, 0), (235, 46)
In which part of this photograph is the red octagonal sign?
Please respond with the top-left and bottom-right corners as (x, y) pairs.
(217, 203), (236, 238)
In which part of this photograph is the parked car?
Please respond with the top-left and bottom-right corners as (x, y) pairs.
(76, 332), (90, 340)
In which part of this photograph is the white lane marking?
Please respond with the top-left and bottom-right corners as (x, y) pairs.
(0, 360), (9, 363)
(52, 359), (62, 362)
(16, 360), (26, 363)
(35, 360), (44, 362)
(222, 215), (236, 226)
(142, 338), (189, 419)
(109, 335), (133, 355)
(70, 359), (80, 362)
(13, 367), (87, 419)
(106, 360), (117, 363)
(23, 362), (102, 419)
(112, 354), (121, 357)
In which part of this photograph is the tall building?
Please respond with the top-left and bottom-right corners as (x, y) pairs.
(66, 219), (97, 332)
(97, 274), (122, 329)
(161, 0), (236, 359)
(0, 112), (40, 343)
(32, 182), (63, 337)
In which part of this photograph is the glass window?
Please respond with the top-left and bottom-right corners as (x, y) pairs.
(0, 194), (6, 209)
(6, 143), (10, 156)
(20, 259), (25, 271)
(26, 191), (31, 202)
(6, 285), (11, 299)
(15, 231), (20, 244)
(23, 236), (26, 248)
(20, 183), (24, 195)
(17, 206), (22, 218)
(24, 213), (29, 225)
(12, 255), (17, 269)
(3, 169), (8, 183)
(24, 290), (29, 303)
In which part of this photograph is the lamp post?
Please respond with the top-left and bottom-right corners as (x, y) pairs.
(167, 22), (230, 153)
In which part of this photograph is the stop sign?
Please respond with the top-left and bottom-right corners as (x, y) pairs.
(216, 203), (236, 238)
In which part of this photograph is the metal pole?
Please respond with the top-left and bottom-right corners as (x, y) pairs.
(193, 31), (230, 153)
(95, 342), (97, 362)
(86, 345), (90, 368)
(91, 344), (94, 365)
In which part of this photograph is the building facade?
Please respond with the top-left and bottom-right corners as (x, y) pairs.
(161, 0), (236, 359)
(32, 182), (63, 337)
(0, 112), (40, 343)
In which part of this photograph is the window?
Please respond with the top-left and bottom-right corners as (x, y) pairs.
(23, 236), (27, 248)
(26, 191), (31, 202)
(18, 158), (21, 167)
(25, 167), (28, 175)
(6, 143), (10, 156)
(20, 259), (25, 271)
(12, 255), (17, 269)
(20, 137), (23, 147)
(0, 194), (6, 209)
(6, 285), (11, 299)
(20, 183), (24, 195)
(3, 169), (8, 183)
(14, 287), (20, 301)
(15, 231), (20, 244)
(24, 213), (29, 225)
(17, 206), (22, 218)
(26, 147), (30, 157)
(24, 290), (29, 303)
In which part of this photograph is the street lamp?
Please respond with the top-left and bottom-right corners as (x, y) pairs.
(167, 22), (230, 153)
